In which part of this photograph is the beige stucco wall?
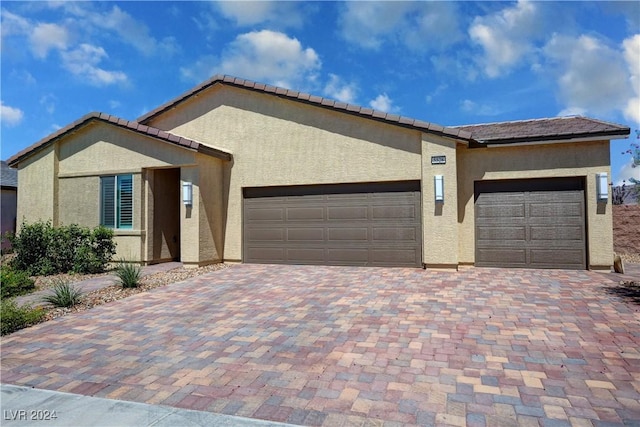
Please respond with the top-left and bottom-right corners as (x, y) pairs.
(16, 145), (57, 228)
(421, 135), (460, 268)
(457, 140), (613, 269)
(58, 123), (197, 175)
(146, 85), (423, 261)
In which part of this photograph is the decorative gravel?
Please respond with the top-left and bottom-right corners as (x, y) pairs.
(40, 263), (228, 322)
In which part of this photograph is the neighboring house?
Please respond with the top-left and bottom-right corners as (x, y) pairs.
(1, 160), (18, 251)
(7, 75), (630, 270)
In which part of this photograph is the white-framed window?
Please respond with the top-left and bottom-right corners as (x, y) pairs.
(100, 174), (133, 229)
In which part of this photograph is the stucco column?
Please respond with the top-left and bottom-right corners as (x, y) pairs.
(587, 167), (614, 270)
(180, 166), (200, 267)
(421, 135), (459, 269)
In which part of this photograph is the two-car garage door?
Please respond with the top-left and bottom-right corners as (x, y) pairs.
(243, 181), (422, 267)
(475, 177), (587, 269)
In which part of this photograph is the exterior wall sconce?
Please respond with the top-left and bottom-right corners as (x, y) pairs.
(596, 172), (608, 202)
(182, 182), (193, 206)
(434, 175), (444, 203)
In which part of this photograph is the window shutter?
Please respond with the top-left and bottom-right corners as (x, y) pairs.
(117, 175), (133, 229)
(101, 176), (116, 228)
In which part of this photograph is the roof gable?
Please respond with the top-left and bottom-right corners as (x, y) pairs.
(137, 74), (474, 142)
(7, 112), (232, 167)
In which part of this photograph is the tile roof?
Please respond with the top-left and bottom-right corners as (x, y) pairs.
(7, 112), (232, 167)
(452, 116), (630, 145)
(1, 160), (18, 188)
(137, 74), (474, 142)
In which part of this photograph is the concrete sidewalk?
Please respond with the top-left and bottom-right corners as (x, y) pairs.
(1, 384), (295, 427)
(14, 262), (183, 308)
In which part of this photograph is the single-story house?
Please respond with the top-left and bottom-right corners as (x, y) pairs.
(7, 75), (630, 270)
(1, 160), (18, 252)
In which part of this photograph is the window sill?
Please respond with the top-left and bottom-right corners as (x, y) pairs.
(112, 229), (145, 237)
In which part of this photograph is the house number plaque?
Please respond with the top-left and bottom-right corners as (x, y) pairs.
(431, 155), (446, 165)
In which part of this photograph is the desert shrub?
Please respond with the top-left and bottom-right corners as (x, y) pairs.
(41, 280), (83, 308)
(11, 221), (115, 276)
(115, 261), (142, 288)
(0, 264), (35, 299)
(1, 299), (45, 335)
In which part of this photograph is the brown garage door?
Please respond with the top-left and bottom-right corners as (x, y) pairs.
(243, 181), (422, 267)
(475, 178), (586, 269)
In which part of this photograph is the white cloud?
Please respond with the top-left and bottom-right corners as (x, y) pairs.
(615, 159), (640, 186)
(29, 22), (69, 58)
(1, 9), (30, 37)
(61, 44), (128, 86)
(323, 74), (357, 104)
(469, 0), (543, 78)
(339, 2), (462, 51)
(369, 93), (396, 113)
(96, 6), (179, 56)
(557, 107), (587, 117)
(460, 99), (501, 116)
(182, 30), (320, 90)
(39, 94), (56, 114)
(1, 101), (24, 127)
(544, 34), (633, 120)
(214, 1), (304, 28)
(623, 34), (640, 124)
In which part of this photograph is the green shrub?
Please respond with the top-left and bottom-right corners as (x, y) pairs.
(115, 261), (142, 288)
(0, 264), (35, 299)
(1, 299), (45, 335)
(11, 221), (116, 276)
(41, 280), (83, 308)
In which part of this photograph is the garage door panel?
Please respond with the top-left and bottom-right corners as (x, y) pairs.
(476, 204), (525, 218)
(246, 207), (284, 222)
(372, 205), (417, 220)
(287, 228), (324, 242)
(328, 227), (368, 241)
(530, 249), (585, 268)
(475, 178), (586, 270)
(327, 206), (368, 220)
(373, 227), (418, 242)
(476, 248), (527, 265)
(286, 248), (326, 262)
(246, 228), (284, 242)
(244, 182), (421, 267)
(371, 248), (420, 265)
(327, 248), (369, 263)
(286, 207), (325, 221)
(476, 226), (526, 241)
(530, 226), (584, 241)
(246, 247), (285, 262)
(529, 202), (584, 218)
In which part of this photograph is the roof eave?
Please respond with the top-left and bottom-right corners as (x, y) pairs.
(477, 129), (630, 147)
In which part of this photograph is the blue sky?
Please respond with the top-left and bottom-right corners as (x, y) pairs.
(1, 1), (639, 184)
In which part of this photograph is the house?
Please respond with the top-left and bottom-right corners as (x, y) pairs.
(1, 160), (18, 252)
(7, 75), (630, 270)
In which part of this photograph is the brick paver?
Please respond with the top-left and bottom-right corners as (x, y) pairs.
(2, 264), (639, 426)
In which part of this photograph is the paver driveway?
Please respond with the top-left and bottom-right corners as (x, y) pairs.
(2, 264), (639, 426)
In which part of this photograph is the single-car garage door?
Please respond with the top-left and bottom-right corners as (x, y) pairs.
(475, 177), (586, 269)
(243, 181), (422, 267)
